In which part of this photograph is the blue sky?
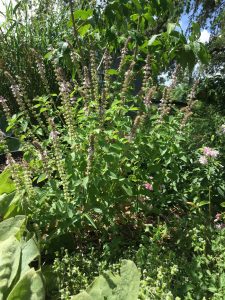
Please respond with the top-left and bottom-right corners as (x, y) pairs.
(179, 10), (210, 43)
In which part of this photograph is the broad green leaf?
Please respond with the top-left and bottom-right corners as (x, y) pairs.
(71, 291), (92, 300)
(0, 237), (21, 298)
(220, 202), (225, 208)
(0, 192), (15, 217)
(78, 24), (91, 36)
(0, 216), (26, 242)
(7, 269), (45, 300)
(20, 238), (39, 276)
(111, 260), (140, 300)
(73, 9), (93, 20)
(0, 168), (16, 195)
(88, 272), (118, 299)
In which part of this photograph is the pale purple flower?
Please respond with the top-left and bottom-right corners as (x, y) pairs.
(49, 130), (59, 140)
(199, 155), (208, 165)
(214, 213), (222, 222)
(144, 182), (153, 191)
(202, 147), (219, 158)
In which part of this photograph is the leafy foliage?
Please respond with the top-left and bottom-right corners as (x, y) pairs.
(0, 216), (45, 299)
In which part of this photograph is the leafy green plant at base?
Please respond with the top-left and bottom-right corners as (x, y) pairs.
(72, 260), (140, 300)
(0, 215), (45, 300)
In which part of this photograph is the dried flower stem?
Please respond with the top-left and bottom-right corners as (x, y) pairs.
(54, 63), (76, 140)
(49, 119), (71, 202)
(86, 134), (95, 176)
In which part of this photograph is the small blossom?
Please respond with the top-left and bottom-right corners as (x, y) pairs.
(144, 182), (153, 191)
(203, 147), (219, 158)
(49, 130), (59, 140)
(214, 213), (222, 222)
(199, 155), (208, 165)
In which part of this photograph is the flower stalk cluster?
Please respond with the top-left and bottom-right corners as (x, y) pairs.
(121, 61), (135, 102)
(144, 87), (156, 110)
(32, 139), (51, 178)
(0, 130), (21, 193)
(118, 37), (131, 72)
(102, 49), (112, 105)
(128, 113), (145, 142)
(82, 66), (92, 116)
(158, 65), (180, 120)
(0, 96), (11, 122)
(86, 134), (95, 176)
(90, 50), (99, 103)
(181, 80), (199, 127)
(22, 159), (35, 198)
(141, 55), (152, 94)
(54, 63), (76, 140)
(31, 49), (50, 94)
(4, 71), (27, 113)
(49, 119), (71, 202)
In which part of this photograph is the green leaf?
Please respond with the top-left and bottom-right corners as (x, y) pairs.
(198, 201), (209, 207)
(0, 192), (15, 217)
(0, 215), (26, 242)
(73, 9), (93, 20)
(112, 260), (140, 300)
(7, 269), (45, 300)
(20, 238), (39, 277)
(167, 22), (176, 34)
(0, 168), (16, 195)
(107, 69), (119, 75)
(71, 291), (93, 300)
(37, 174), (47, 183)
(83, 214), (97, 229)
(82, 176), (89, 189)
(220, 202), (225, 208)
(122, 185), (133, 196)
(78, 24), (91, 36)
(0, 236), (21, 297)
(148, 34), (160, 46)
